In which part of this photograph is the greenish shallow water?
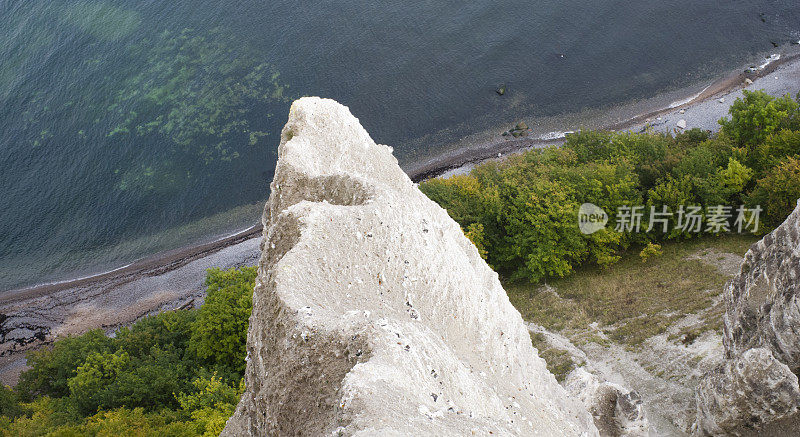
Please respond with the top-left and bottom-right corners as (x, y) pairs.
(1, 0), (798, 291)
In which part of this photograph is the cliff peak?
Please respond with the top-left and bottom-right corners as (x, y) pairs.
(222, 97), (597, 436)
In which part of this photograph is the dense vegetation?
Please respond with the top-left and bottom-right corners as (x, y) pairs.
(0, 267), (256, 436)
(421, 90), (800, 282)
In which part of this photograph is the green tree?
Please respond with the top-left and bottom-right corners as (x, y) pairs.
(646, 176), (697, 240)
(189, 267), (257, 376)
(104, 346), (192, 411)
(0, 386), (22, 420)
(116, 310), (196, 361)
(497, 177), (584, 282)
(419, 175), (488, 226)
(17, 330), (114, 400)
(715, 157), (754, 205)
(464, 223), (488, 260)
(672, 143), (732, 207)
(67, 350), (131, 414)
(177, 374), (243, 437)
(747, 157), (800, 227)
(719, 90), (799, 149)
(752, 129), (800, 173)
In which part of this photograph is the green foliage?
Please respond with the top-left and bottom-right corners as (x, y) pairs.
(716, 158), (754, 205)
(464, 223), (488, 260)
(497, 176), (584, 281)
(747, 157), (800, 227)
(115, 309), (196, 359)
(100, 346), (192, 412)
(17, 330), (114, 400)
(76, 408), (196, 436)
(671, 140), (734, 207)
(0, 401), (196, 436)
(422, 91), (800, 283)
(639, 242), (663, 262)
(6, 267), (257, 434)
(719, 90), (799, 148)
(177, 374), (243, 436)
(0, 386), (22, 420)
(752, 129), (800, 172)
(189, 267), (257, 376)
(0, 396), (79, 436)
(420, 175), (490, 226)
(68, 350), (131, 415)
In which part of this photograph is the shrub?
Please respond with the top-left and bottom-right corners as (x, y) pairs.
(747, 157), (800, 227)
(17, 330), (114, 400)
(639, 242), (663, 263)
(719, 90), (799, 148)
(464, 223), (488, 259)
(177, 374), (243, 436)
(752, 129), (800, 173)
(67, 350), (131, 414)
(189, 267), (257, 376)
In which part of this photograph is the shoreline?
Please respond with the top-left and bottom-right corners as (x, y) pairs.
(6, 50), (798, 300)
(1, 47), (799, 385)
(0, 224), (263, 306)
(406, 50), (800, 182)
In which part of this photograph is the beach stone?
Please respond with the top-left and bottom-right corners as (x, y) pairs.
(744, 78), (754, 85)
(718, 98), (725, 103)
(679, 109), (686, 114)
(677, 119), (687, 129)
(694, 202), (800, 435)
(222, 97), (598, 436)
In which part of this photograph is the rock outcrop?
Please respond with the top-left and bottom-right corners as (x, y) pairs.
(564, 368), (649, 437)
(694, 202), (800, 435)
(222, 98), (598, 436)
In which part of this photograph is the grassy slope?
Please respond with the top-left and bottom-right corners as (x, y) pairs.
(507, 234), (758, 349)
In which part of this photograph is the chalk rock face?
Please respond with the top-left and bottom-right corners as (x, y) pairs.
(722, 202), (800, 370)
(222, 97), (597, 436)
(695, 348), (799, 435)
(564, 368), (649, 437)
(695, 202), (800, 435)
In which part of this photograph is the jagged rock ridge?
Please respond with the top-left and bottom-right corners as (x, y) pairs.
(695, 201), (800, 435)
(222, 97), (598, 436)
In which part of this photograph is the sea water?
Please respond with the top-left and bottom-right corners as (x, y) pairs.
(1, 0), (799, 291)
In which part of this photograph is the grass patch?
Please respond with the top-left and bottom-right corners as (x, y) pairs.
(529, 332), (583, 382)
(507, 234), (758, 348)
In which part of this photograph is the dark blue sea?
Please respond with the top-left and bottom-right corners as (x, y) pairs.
(1, 0), (799, 291)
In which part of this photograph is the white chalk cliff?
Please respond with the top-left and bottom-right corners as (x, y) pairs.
(222, 98), (598, 436)
(695, 201), (800, 435)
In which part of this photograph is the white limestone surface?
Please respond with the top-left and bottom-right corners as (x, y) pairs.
(222, 97), (597, 436)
